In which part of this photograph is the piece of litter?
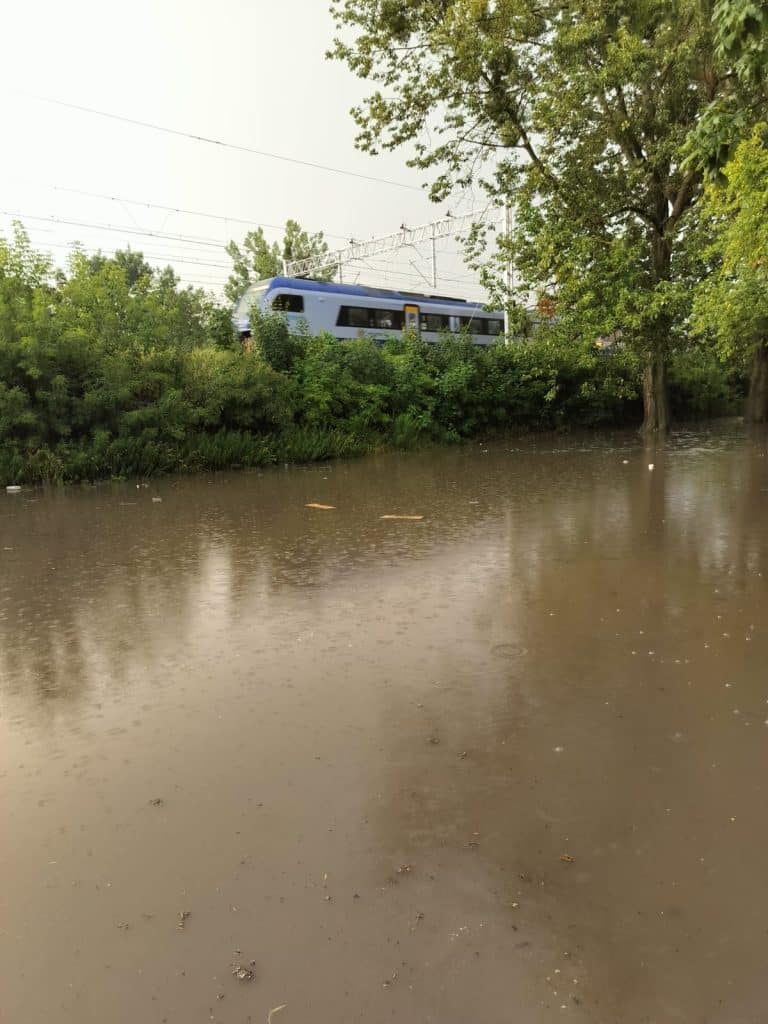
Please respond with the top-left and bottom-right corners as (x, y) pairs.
(152, 496), (162, 503)
(5, 485), (21, 493)
(560, 854), (575, 864)
(232, 963), (254, 981)
(648, 463), (655, 470)
(305, 503), (335, 510)
(267, 1006), (287, 1024)
(380, 514), (424, 521)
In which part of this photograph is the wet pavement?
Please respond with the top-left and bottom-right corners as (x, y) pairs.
(1, 424), (768, 1023)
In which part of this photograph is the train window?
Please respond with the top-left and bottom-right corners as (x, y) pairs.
(373, 309), (404, 330)
(272, 293), (304, 313)
(488, 318), (504, 336)
(421, 313), (450, 332)
(337, 306), (371, 328)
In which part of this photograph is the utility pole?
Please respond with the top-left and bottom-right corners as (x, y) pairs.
(503, 205), (514, 342)
(430, 223), (437, 289)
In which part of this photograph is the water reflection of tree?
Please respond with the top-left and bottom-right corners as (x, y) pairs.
(0, 445), (523, 715)
(370, 437), (768, 1021)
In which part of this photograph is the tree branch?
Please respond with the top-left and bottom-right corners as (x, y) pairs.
(668, 169), (698, 231)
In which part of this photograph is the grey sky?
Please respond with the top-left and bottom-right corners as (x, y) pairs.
(1, 0), (488, 300)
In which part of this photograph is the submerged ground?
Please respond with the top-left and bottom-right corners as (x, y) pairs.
(1, 424), (767, 1023)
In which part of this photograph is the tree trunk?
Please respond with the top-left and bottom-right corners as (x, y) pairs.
(642, 352), (670, 434)
(745, 342), (768, 424)
(642, 223), (672, 434)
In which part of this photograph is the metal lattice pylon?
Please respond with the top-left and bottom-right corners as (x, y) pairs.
(284, 213), (479, 282)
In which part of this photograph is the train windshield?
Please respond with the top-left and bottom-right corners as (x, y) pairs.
(232, 283), (268, 324)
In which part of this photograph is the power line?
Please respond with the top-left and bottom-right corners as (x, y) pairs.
(0, 210), (230, 250)
(359, 263), (481, 288)
(27, 242), (229, 292)
(11, 181), (353, 242)
(21, 237), (230, 271)
(18, 92), (423, 192)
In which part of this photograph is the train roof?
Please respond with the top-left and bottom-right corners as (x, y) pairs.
(254, 276), (501, 313)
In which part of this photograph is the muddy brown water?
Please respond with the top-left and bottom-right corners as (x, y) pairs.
(2, 425), (768, 1023)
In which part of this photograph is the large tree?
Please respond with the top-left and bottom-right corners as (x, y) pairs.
(690, 0), (768, 420)
(329, 0), (751, 431)
(693, 125), (768, 422)
(225, 219), (333, 303)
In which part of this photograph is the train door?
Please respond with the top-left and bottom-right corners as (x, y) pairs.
(404, 304), (420, 337)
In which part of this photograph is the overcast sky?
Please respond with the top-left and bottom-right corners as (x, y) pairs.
(1, 0), (490, 301)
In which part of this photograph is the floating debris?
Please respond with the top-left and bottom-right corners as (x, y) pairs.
(232, 963), (255, 981)
(148, 797), (164, 807)
(560, 854), (575, 864)
(5, 485), (21, 493)
(427, 736), (440, 745)
(397, 863), (414, 875)
(380, 514), (424, 521)
(305, 502), (335, 510)
(177, 910), (191, 930)
(491, 642), (527, 659)
(267, 1006), (287, 1024)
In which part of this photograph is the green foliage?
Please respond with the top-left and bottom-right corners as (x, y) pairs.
(668, 344), (745, 419)
(686, 0), (768, 176)
(225, 219), (333, 302)
(0, 227), (741, 487)
(693, 125), (768, 363)
(714, 0), (768, 80)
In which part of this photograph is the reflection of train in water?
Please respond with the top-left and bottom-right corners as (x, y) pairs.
(232, 277), (505, 346)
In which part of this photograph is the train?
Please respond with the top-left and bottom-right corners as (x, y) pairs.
(232, 276), (506, 346)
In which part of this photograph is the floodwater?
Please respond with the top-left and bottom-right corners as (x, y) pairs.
(1, 426), (768, 1024)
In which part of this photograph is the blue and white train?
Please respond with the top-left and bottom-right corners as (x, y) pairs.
(232, 276), (506, 346)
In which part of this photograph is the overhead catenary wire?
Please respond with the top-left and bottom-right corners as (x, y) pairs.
(10, 181), (354, 242)
(16, 91), (423, 192)
(30, 238), (231, 271)
(0, 210), (232, 251)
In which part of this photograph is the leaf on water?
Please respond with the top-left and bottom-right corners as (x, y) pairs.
(267, 1005), (287, 1024)
(305, 503), (336, 510)
(380, 514), (424, 521)
(560, 853), (575, 863)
